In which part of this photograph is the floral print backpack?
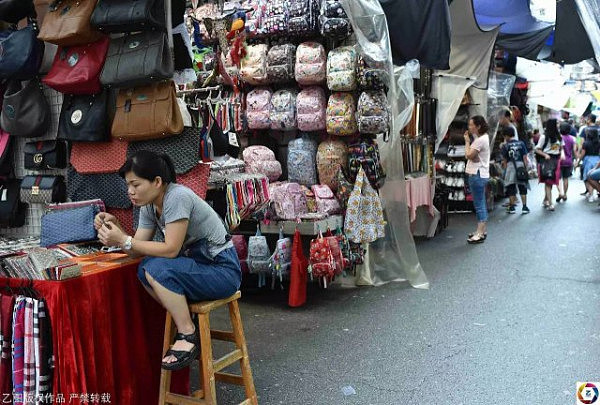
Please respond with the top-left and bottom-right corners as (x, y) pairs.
(356, 90), (390, 135)
(311, 184), (341, 215)
(295, 42), (327, 85)
(348, 138), (386, 189)
(326, 92), (358, 136)
(263, 0), (289, 34)
(243, 145), (283, 182)
(246, 88), (272, 130)
(288, 135), (318, 186)
(271, 228), (292, 284)
(316, 139), (348, 191)
(269, 182), (308, 220)
(289, 0), (319, 34)
(327, 46), (357, 91)
(270, 89), (298, 131)
(267, 44), (296, 84)
(344, 167), (386, 244)
(240, 44), (269, 85)
(319, 0), (352, 40)
(296, 87), (327, 132)
(247, 225), (272, 288)
(357, 55), (389, 91)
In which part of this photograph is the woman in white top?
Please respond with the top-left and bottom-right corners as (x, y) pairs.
(464, 115), (491, 244)
(535, 119), (563, 211)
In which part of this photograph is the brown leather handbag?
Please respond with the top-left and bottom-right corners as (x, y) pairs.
(38, 0), (102, 46)
(111, 81), (184, 141)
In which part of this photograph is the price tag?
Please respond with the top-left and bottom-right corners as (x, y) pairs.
(1, 188), (7, 202)
(229, 132), (239, 147)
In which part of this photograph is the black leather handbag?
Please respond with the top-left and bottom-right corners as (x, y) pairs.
(0, 179), (27, 228)
(20, 175), (67, 204)
(0, 19), (44, 80)
(24, 140), (69, 170)
(0, 0), (35, 24)
(100, 31), (173, 88)
(91, 0), (166, 33)
(0, 79), (50, 138)
(58, 91), (110, 142)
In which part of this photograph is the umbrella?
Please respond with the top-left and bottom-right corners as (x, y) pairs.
(288, 228), (308, 308)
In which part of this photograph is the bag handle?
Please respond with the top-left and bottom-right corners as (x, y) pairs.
(255, 224), (262, 237)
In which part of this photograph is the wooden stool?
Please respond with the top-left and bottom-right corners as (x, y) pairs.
(158, 291), (258, 405)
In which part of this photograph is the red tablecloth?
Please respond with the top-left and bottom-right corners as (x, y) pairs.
(1, 259), (188, 404)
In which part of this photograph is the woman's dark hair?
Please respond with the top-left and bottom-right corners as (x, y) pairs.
(470, 115), (489, 134)
(559, 122), (572, 135)
(544, 119), (561, 143)
(587, 128), (599, 144)
(119, 150), (177, 184)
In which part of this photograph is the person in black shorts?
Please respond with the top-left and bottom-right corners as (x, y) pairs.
(501, 128), (530, 214)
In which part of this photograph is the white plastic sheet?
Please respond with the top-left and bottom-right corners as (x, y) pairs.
(574, 0), (600, 66)
(475, 71), (516, 146)
(340, 0), (429, 289)
(394, 61), (420, 132)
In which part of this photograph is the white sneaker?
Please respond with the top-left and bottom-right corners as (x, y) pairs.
(588, 195), (595, 203)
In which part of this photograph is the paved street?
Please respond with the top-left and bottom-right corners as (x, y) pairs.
(211, 179), (599, 405)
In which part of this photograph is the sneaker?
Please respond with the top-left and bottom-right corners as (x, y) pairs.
(522, 206), (530, 215)
(588, 195), (595, 203)
(507, 205), (516, 214)
(548, 204), (555, 211)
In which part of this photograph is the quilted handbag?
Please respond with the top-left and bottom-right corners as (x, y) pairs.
(312, 184), (341, 215)
(71, 138), (127, 174)
(100, 31), (174, 88)
(327, 46), (357, 92)
(0, 0), (35, 23)
(247, 226), (272, 275)
(67, 166), (131, 208)
(316, 139), (348, 191)
(357, 90), (390, 135)
(20, 175), (67, 204)
(288, 136), (318, 186)
(269, 182), (308, 220)
(42, 36), (110, 94)
(0, 79), (50, 138)
(0, 179), (28, 228)
(309, 229), (336, 281)
(232, 234), (249, 274)
(295, 42), (326, 85)
(244, 146), (282, 182)
(40, 204), (98, 247)
(0, 130), (13, 176)
(38, 0), (103, 46)
(326, 92), (357, 136)
(24, 140), (68, 170)
(240, 44), (268, 85)
(289, 0), (318, 34)
(91, 0), (166, 33)
(348, 138), (386, 189)
(58, 91), (109, 142)
(127, 127), (201, 175)
(111, 81), (183, 141)
(46, 198), (105, 213)
(246, 88), (272, 130)
(357, 55), (389, 91)
(266, 44), (296, 84)
(271, 229), (292, 281)
(176, 163), (210, 199)
(319, 0), (351, 40)
(263, 0), (288, 34)
(0, 19), (44, 80)
(243, 145), (275, 163)
(343, 167), (386, 244)
(270, 89), (298, 131)
(296, 87), (326, 132)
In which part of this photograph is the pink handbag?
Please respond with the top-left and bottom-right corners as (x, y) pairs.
(270, 182), (308, 220)
(297, 86), (326, 131)
(295, 42), (326, 85)
(311, 184), (341, 215)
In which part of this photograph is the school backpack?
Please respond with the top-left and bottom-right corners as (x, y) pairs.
(289, 0), (319, 34)
(270, 89), (298, 131)
(356, 90), (390, 135)
(267, 44), (296, 84)
(327, 46), (357, 91)
(326, 92), (357, 136)
(348, 138), (386, 189)
(271, 228), (292, 283)
(246, 88), (272, 130)
(295, 42), (327, 86)
(263, 0), (289, 34)
(319, 0), (352, 40)
(311, 184), (341, 215)
(269, 182), (308, 220)
(288, 135), (318, 186)
(240, 44), (268, 85)
(317, 139), (348, 191)
(243, 145), (282, 182)
(296, 87), (327, 132)
(247, 226), (272, 288)
(357, 55), (389, 91)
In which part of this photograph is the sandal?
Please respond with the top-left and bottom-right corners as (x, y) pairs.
(467, 234), (485, 244)
(467, 232), (487, 240)
(161, 329), (200, 371)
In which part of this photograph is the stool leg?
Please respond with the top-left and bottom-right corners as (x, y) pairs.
(228, 300), (258, 405)
(198, 313), (217, 404)
(158, 312), (175, 405)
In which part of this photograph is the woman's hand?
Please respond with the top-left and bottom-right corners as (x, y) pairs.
(94, 212), (118, 231)
(464, 131), (471, 144)
(98, 221), (127, 247)
(544, 153), (551, 160)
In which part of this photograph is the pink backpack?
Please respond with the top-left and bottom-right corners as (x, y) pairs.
(311, 184), (341, 215)
(295, 42), (327, 85)
(232, 235), (249, 274)
(296, 87), (326, 131)
(270, 182), (308, 220)
(246, 88), (272, 130)
(243, 146), (282, 182)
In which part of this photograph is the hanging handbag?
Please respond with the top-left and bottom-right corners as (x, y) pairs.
(40, 204), (98, 247)
(67, 166), (131, 208)
(0, 18), (44, 80)
(90, 0), (166, 33)
(0, 0), (35, 23)
(127, 126), (202, 175)
(1, 79), (50, 138)
(111, 81), (183, 141)
(540, 157), (558, 181)
(20, 175), (67, 204)
(42, 36), (110, 94)
(58, 90), (109, 142)
(24, 140), (68, 170)
(100, 31), (174, 88)
(0, 179), (27, 228)
(38, 0), (102, 46)
(70, 138), (127, 174)
(0, 130), (13, 176)
(343, 167), (386, 244)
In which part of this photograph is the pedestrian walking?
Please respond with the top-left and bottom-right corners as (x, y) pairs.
(556, 121), (576, 202)
(578, 128), (600, 202)
(535, 119), (563, 211)
(464, 116), (490, 244)
(501, 127), (530, 214)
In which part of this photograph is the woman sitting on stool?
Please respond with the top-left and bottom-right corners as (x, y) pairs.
(95, 150), (241, 370)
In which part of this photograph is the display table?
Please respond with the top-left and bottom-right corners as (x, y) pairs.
(405, 174), (435, 223)
(0, 254), (188, 404)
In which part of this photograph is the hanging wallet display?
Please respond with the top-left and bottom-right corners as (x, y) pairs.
(0, 0), (36, 23)
(20, 175), (67, 204)
(111, 81), (183, 141)
(70, 138), (127, 174)
(41, 204), (98, 247)
(90, 0), (166, 33)
(0, 79), (51, 138)
(0, 19), (44, 80)
(100, 31), (174, 88)
(38, 0), (102, 46)
(24, 140), (68, 170)
(0, 180), (28, 228)
(58, 91), (109, 142)
(42, 36), (110, 94)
